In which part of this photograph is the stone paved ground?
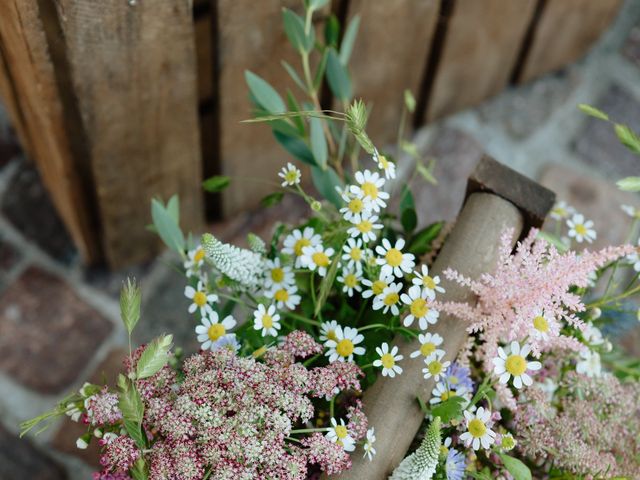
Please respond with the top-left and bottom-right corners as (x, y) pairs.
(2, 1), (640, 477)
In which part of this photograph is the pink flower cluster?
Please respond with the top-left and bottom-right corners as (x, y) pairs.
(436, 228), (634, 369)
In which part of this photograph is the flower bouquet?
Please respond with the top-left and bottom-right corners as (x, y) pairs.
(22, 3), (640, 479)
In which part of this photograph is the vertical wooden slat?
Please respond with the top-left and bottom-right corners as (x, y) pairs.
(55, 0), (204, 267)
(347, 0), (439, 145)
(0, 50), (31, 159)
(0, 1), (100, 262)
(518, 0), (622, 83)
(425, 0), (537, 122)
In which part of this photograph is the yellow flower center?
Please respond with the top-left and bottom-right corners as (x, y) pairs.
(357, 220), (373, 233)
(381, 353), (395, 369)
(468, 418), (487, 438)
(427, 360), (443, 376)
(575, 224), (587, 235)
(348, 198), (364, 214)
(552, 207), (567, 217)
(385, 248), (403, 267)
(422, 275), (436, 290)
(349, 247), (362, 261)
(420, 342), (436, 357)
(271, 267), (284, 283)
(533, 315), (549, 333)
(194, 248), (205, 263)
(312, 251), (330, 267)
(294, 238), (311, 256)
(284, 170), (298, 183)
(326, 329), (337, 341)
(208, 323), (225, 341)
(372, 280), (387, 295)
(383, 292), (399, 306)
(410, 298), (428, 318)
(344, 274), (358, 288)
(361, 181), (378, 199)
(334, 425), (348, 439)
(440, 390), (455, 402)
(193, 291), (207, 307)
(262, 314), (273, 328)
(449, 375), (459, 385)
(505, 354), (527, 376)
(336, 339), (355, 357)
(378, 155), (389, 169)
(275, 289), (289, 302)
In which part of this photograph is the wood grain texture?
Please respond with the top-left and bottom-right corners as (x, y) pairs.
(426, 0), (537, 121)
(519, 0), (623, 83)
(347, 0), (438, 144)
(55, 0), (203, 267)
(0, 1), (100, 262)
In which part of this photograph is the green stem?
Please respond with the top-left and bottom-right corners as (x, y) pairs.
(290, 427), (330, 434)
(329, 397), (335, 419)
(358, 323), (388, 332)
(588, 282), (640, 308)
(284, 311), (322, 327)
(603, 218), (638, 297)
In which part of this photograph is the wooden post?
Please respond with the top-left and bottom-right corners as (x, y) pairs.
(334, 157), (554, 479)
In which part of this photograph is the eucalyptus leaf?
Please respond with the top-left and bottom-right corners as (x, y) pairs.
(407, 222), (444, 256)
(285, 90), (306, 134)
(313, 49), (329, 90)
(136, 334), (173, 379)
(151, 199), (185, 253)
(326, 48), (352, 102)
(166, 195), (180, 223)
(245, 70), (286, 114)
(498, 454), (532, 480)
(273, 130), (317, 166)
(324, 14), (340, 47)
(202, 175), (230, 193)
(617, 176), (640, 192)
(310, 117), (328, 168)
(339, 15), (360, 65)
(282, 8), (314, 53)
(311, 165), (343, 208)
(281, 60), (307, 93)
(120, 278), (141, 336)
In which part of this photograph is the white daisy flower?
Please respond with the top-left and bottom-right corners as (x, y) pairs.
(621, 204), (640, 219)
(278, 162), (301, 186)
(211, 333), (240, 353)
(342, 238), (367, 268)
(326, 418), (355, 452)
(549, 200), (575, 221)
(349, 169), (390, 212)
(411, 265), (445, 299)
(373, 149), (396, 180)
(372, 282), (403, 315)
(325, 325), (365, 363)
(263, 257), (294, 290)
(401, 284), (439, 329)
(460, 407), (496, 450)
(266, 283), (301, 310)
(567, 213), (596, 244)
(530, 310), (552, 341)
(576, 349), (601, 377)
(319, 320), (340, 343)
(339, 190), (371, 223)
(492, 341), (542, 389)
(410, 332), (444, 359)
(253, 304), (281, 337)
(195, 312), (237, 350)
(361, 274), (392, 299)
(373, 342), (404, 377)
(347, 213), (383, 242)
(363, 427), (376, 461)
(184, 246), (206, 278)
(429, 382), (469, 405)
(337, 266), (363, 297)
(422, 350), (450, 382)
(282, 227), (321, 268)
(300, 244), (335, 277)
(184, 280), (218, 316)
(582, 322), (604, 346)
(375, 238), (415, 278)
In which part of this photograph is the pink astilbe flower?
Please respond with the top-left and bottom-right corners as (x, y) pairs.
(100, 436), (140, 473)
(86, 389), (122, 426)
(435, 228), (634, 370)
(281, 330), (323, 358)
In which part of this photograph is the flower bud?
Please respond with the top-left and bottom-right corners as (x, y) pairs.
(311, 201), (322, 212)
(590, 307), (602, 320)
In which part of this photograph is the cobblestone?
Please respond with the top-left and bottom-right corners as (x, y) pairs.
(0, 424), (68, 479)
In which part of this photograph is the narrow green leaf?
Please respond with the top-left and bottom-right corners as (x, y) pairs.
(202, 175), (230, 193)
(313, 49), (329, 91)
(499, 454), (532, 480)
(136, 334), (173, 379)
(310, 117), (328, 168)
(315, 253), (340, 318)
(614, 123), (640, 156)
(285, 90), (306, 135)
(326, 48), (352, 102)
(273, 130), (317, 166)
(124, 419), (147, 449)
(407, 222), (444, 256)
(118, 379), (143, 426)
(400, 185), (415, 212)
(120, 278), (141, 336)
(166, 195), (180, 223)
(269, 118), (302, 138)
(401, 208), (418, 233)
(324, 14), (340, 47)
(130, 458), (149, 480)
(245, 70), (286, 114)
(339, 15), (360, 65)
(617, 176), (640, 192)
(311, 165), (343, 208)
(282, 8), (314, 53)
(578, 103), (609, 121)
(281, 61), (306, 93)
(261, 191), (285, 208)
(400, 140), (420, 160)
(151, 199), (185, 253)
(404, 89), (416, 113)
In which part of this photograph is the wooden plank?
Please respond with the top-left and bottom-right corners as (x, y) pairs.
(426, 0), (537, 121)
(0, 1), (100, 262)
(519, 0), (622, 83)
(55, 0), (204, 267)
(0, 49), (32, 159)
(347, 0), (438, 145)
(194, 12), (214, 104)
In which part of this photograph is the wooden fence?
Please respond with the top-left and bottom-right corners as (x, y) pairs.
(0, 0), (622, 267)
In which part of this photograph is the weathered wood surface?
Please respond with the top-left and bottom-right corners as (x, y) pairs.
(54, 0), (204, 267)
(518, 0), (623, 83)
(0, 1), (100, 262)
(347, 0), (439, 145)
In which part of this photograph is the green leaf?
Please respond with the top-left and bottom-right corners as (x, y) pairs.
(151, 199), (185, 253)
(339, 15), (360, 65)
(166, 195), (180, 223)
(261, 191), (285, 208)
(417, 160), (438, 185)
(120, 278), (141, 336)
(269, 118), (302, 138)
(136, 334), (173, 379)
(315, 253), (340, 318)
(118, 376), (144, 430)
(124, 419), (147, 449)
(616, 176), (640, 192)
(614, 123), (640, 156)
(326, 48), (352, 102)
(282, 8), (314, 53)
(308, 0), (329, 9)
(281, 61), (306, 93)
(324, 14), (340, 47)
(310, 117), (328, 168)
(286, 90), (306, 134)
(499, 453), (532, 480)
(202, 175), (230, 193)
(273, 130), (317, 166)
(311, 165), (343, 208)
(429, 396), (465, 424)
(313, 49), (329, 91)
(400, 185), (415, 212)
(401, 208), (418, 233)
(578, 103), (609, 121)
(404, 89), (416, 113)
(407, 222), (444, 256)
(130, 458), (149, 480)
(245, 70), (286, 114)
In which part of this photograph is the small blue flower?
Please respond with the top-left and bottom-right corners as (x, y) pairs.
(212, 333), (240, 353)
(445, 449), (466, 480)
(445, 362), (474, 392)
